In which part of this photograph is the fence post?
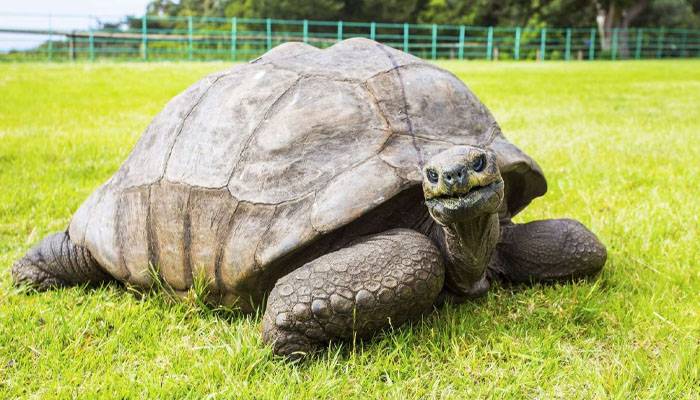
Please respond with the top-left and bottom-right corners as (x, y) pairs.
(486, 26), (493, 60)
(431, 24), (437, 60)
(635, 28), (642, 60)
(539, 28), (547, 61)
(231, 17), (237, 61)
(611, 28), (618, 60)
(89, 29), (94, 61)
(47, 14), (52, 61)
(303, 19), (308, 44)
(188, 16), (193, 60)
(403, 23), (409, 53)
(589, 28), (596, 60)
(656, 28), (664, 58)
(370, 22), (376, 41)
(68, 32), (75, 61)
(266, 18), (272, 50)
(681, 30), (688, 57)
(565, 28), (572, 60)
(338, 20), (343, 42)
(458, 25), (465, 60)
(142, 15), (148, 61)
(514, 27), (521, 60)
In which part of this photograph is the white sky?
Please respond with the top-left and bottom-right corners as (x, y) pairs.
(0, 0), (151, 17)
(0, 0), (151, 50)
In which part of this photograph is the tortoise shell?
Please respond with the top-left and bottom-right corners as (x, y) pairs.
(67, 38), (546, 311)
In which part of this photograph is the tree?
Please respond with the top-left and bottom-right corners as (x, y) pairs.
(133, 0), (700, 31)
(594, 0), (648, 52)
(345, 0), (428, 22)
(241, 0), (345, 20)
(635, 0), (700, 28)
(416, 0), (598, 27)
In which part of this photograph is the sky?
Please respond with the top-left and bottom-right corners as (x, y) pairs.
(0, 0), (152, 50)
(0, 0), (151, 17)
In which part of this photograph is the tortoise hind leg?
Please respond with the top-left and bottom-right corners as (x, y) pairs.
(12, 231), (111, 290)
(262, 229), (445, 359)
(489, 219), (607, 284)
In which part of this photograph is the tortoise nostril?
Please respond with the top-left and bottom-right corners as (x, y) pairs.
(442, 167), (467, 186)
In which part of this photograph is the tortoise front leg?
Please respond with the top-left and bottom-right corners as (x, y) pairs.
(488, 219), (606, 284)
(262, 229), (444, 359)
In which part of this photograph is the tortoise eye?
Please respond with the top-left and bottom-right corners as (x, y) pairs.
(473, 155), (486, 172)
(426, 169), (439, 184)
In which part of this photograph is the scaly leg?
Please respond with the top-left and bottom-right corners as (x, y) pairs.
(12, 231), (111, 290)
(489, 219), (606, 283)
(262, 229), (444, 359)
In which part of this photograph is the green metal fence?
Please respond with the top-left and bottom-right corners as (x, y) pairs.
(1, 13), (699, 62)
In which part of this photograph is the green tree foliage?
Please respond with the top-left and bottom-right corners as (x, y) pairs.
(221, 0), (343, 21)
(134, 0), (699, 29)
(636, 0), (700, 27)
(343, 0), (428, 22)
(147, 0), (230, 17)
(416, 0), (576, 26)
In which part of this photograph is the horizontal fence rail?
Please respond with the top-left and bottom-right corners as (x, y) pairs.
(1, 13), (699, 62)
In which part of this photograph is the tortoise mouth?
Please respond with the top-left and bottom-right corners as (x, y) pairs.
(425, 180), (504, 223)
(427, 181), (495, 202)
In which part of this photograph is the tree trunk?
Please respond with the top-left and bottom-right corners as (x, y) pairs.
(619, 0), (648, 58)
(595, 2), (615, 51)
(594, 0), (648, 54)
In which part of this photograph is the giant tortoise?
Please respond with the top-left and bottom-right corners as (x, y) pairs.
(13, 38), (607, 358)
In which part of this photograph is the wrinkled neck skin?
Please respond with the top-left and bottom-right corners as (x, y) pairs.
(434, 212), (500, 298)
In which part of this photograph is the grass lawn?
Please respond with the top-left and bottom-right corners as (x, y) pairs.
(0, 60), (699, 398)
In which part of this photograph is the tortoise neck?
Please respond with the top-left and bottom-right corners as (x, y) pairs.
(437, 212), (500, 296)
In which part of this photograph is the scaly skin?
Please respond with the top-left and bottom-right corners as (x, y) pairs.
(422, 146), (504, 298)
(261, 229), (444, 359)
(12, 232), (111, 290)
(489, 219), (607, 283)
(435, 213), (500, 298)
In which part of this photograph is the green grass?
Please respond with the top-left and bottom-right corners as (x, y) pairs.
(1, 60), (699, 398)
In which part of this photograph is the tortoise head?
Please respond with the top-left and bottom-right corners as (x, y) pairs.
(422, 145), (504, 226)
